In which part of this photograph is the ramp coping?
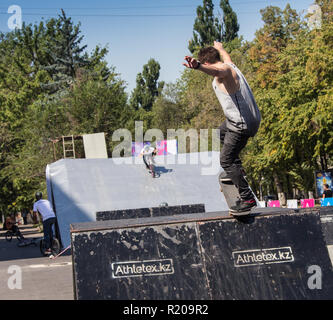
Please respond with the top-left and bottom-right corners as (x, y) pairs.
(70, 207), (302, 233)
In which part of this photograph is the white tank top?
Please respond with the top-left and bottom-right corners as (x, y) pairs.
(212, 63), (261, 136)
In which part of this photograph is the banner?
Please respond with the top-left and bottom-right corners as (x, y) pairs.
(316, 172), (332, 197)
(131, 142), (149, 157)
(321, 198), (333, 207)
(132, 139), (178, 157)
(156, 140), (168, 155)
(287, 200), (298, 208)
(166, 139), (178, 155)
(268, 200), (280, 208)
(301, 199), (315, 208)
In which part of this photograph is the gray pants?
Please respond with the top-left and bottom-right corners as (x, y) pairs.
(219, 121), (253, 200)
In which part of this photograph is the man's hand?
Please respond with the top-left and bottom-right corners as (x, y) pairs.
(213, 41), (224, 51)
(213, 41), (232, 64)
(183, 56), (199, 69)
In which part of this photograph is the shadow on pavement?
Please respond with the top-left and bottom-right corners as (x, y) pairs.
(155, 166), (173, 175)
(0, 224), (45, 262)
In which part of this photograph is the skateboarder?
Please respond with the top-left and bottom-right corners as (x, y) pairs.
(139, 145), (157, 177)
(183, 41), (261, 212)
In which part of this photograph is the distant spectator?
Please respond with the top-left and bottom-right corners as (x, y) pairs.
(5, 215), (15, 231)
(322, 184), (333, 199)
(21, 209), (29, 225)
(5, 215), (25, 240)
(16, 212), (23, 225)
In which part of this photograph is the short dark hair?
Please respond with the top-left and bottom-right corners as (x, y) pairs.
(35, 191), (43, 201)
(324, 184), (330, 188)
(198, 47), (221, 64)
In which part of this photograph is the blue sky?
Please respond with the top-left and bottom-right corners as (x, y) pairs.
(0, 0), (314, 94)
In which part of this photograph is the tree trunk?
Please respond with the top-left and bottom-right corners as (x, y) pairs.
(273, 172), (286, 206)
(320, 153), (328, 171)
(286, 174), (293, 199)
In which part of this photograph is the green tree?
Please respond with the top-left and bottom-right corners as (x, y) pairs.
(129, 58), (164, 112)
(220, 0), (239, 42)
(243, 3), (333, 202)
(0, 12), (125, 211)
(151, 82), (187, 135)
(66, 70), (130, 156)
(316, 0), (333, 24)
(242, 5), (305, 203)
(42, 10), (89, 94)
(188, 0), (222, 53)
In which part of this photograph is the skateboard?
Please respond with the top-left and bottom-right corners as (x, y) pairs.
(218, 171), (256, 217)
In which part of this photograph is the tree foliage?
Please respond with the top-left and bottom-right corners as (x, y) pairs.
(188, 0), (223, 53)
(0, 12), (127, 211)
(129, 58), (164, 112)
(188, 0), (239, 53)
(0, 1), (332, 213)
(242, 3), (333, 201)
(220, 0), (239, 43)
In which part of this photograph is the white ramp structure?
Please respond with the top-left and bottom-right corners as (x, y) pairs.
(46, 152), (229, 248)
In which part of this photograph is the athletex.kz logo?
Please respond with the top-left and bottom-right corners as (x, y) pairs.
(112, 259), (174, 278)
(232, 247), (294, 267)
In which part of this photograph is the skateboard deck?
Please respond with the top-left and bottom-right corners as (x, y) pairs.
(218, 172), (255, 216)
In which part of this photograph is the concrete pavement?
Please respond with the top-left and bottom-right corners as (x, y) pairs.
(0, 224), (73, 300)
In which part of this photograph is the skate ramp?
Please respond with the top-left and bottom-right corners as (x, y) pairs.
(70, 209), (333, 300)
(46, 152), (229, 248)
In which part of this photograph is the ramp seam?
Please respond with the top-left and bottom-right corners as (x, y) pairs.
(194, 222), (213, 300)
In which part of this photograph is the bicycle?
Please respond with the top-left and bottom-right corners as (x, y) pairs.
(5, 222), (24, 242)
(40, 236), (61, 256)
(5, 229), (22, 242)
(17, 237), (38, 247)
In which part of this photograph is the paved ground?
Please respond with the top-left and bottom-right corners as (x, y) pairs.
(0, 224), (73, 300)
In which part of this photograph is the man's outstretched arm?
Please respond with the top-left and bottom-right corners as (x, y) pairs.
(183, 56), (229, 79)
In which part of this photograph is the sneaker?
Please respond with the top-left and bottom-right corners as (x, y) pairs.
(230, 198), (256, 213)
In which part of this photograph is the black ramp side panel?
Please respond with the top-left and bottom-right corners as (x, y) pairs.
(71, 210), (333, 300)
(320, 214), (333, 245)
(96, 204), (206, 221)
(96, 208), (151, 221)
(72, 223), (210, 300)
(199, 212), (333, 299)
(151, 204), (205, 217)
